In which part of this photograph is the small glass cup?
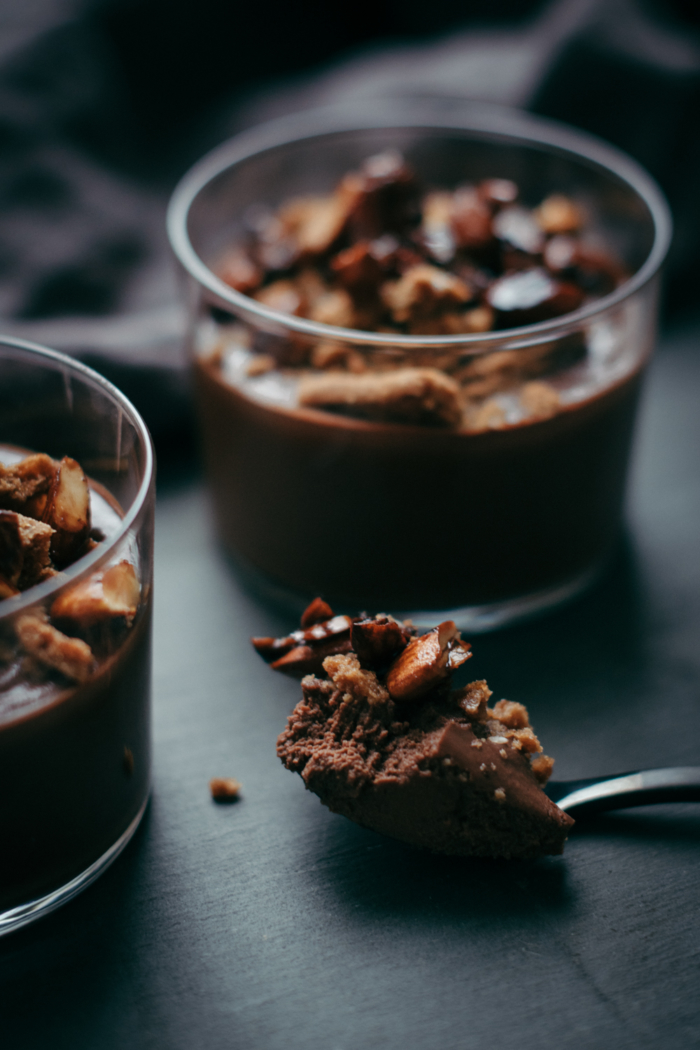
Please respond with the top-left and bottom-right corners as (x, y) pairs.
(168, 102), (670, 629)
(0, 336), (154, 935)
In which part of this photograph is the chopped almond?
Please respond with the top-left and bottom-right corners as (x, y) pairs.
(350, 617), (409, 670)
(245, 354), (276, 377)
(491, 699), (530, 729)
(51, 560), (140, 628)
(270, 637), (353, 678)
(408, 305), (493, 335)
(298, 367), (463, 428)
(457, 305), (494, 333)
(16, 614), (94, 682)
(218, 248), (262, 294)
(252, 613), (353, 663)
(295, 268), (331, 308)
(521, 381), (560, 420)
(511, 727), (543, 754)
(0, 510), (54, 589)
(252, 612), (354, 679)
(323, 652), (389, 707)
(530, 754), (555, 783)
(254, 279), (305, 316)
(382, 265), (473, 323)
(310, 342), (348, 370)
(210, 777), (242, 801)
(331, 241), (383, 290)
(279, 189), (356, 256)
(535, 195), (582, 234)
(450, 187), (493, 249)
(422, 190), (453, 228)
(300, 597), (334, 629)
(465, 398), (507, 433)
(386, 621), (471, 702)
(455, 680), (491, 721)
(0, 453), (56, 515)
(479, 179), (518, 206)
(42, 456), (91, 568)
(309, 289), (355, 328)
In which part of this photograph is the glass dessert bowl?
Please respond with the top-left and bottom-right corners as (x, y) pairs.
(168, 103), (670, 629)
(0, 337), (154, 935)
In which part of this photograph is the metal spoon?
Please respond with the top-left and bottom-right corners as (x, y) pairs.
(545, 767), (700, 816)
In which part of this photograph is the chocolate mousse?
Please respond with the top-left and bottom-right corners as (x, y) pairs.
(0, 449), (151, 913)
(194, 151), (646, 614)
(254, 601), (574, 858)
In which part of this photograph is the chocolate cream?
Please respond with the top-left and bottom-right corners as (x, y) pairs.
(278, 672), (572, 859)
(195, 346), (643, 611)
(0, 607), (151, 910)
(0, 452), (151, 911)
(193, 154), (649, 613)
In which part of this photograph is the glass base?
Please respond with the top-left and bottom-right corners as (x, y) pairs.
(232, 551), (606, 633)
(0, 794), (149, 937)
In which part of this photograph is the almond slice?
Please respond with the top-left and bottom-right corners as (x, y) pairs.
(16, 615), (94, 682)
(269, 636), (353, 679)
(534, 194), (582, 234)
(252, 614), (353, 664)
(51, 560), (140, 627)
(0, 510), (54, 589)
(0, 453), (55, 514)
(386, 621), (471, 702)
(381, 264), (473, 323)
(42, 456), (91, 568)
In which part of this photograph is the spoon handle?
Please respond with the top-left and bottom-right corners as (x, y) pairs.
(545, 767), (700, 815)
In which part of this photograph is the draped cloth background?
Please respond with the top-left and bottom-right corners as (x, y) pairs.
(0, 0), (698, 442)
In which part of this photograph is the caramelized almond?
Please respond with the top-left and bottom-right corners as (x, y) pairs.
(270, 636), (353, 678)
(350, 617), (409, 670)
(252, 613), (352, 663)
(386, 621), (471, 702)
(42, 456), (91, 568)
(51, 560), (140, 627)
(16, 615), (94, 682)
(300, 597), (334, 629)
(535, 195), (582, 234)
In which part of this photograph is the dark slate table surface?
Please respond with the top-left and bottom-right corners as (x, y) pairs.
(2, 319), (700, 1050)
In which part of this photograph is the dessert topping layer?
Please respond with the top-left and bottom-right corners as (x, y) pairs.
(0, 451), (141, 707)
(209, 151), (627, 432)
(220, 153), (621, 334)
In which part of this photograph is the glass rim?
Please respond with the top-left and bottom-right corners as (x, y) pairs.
(167, 100), (672, 352)
(0, 335), (155, 620)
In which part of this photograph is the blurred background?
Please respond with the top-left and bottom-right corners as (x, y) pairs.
(0, 0), (698, 448)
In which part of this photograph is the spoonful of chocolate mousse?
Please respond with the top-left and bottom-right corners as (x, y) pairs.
(252, 600), (700, 860)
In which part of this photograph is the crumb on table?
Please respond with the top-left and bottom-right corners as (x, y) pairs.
(210, 777), (242, 802)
